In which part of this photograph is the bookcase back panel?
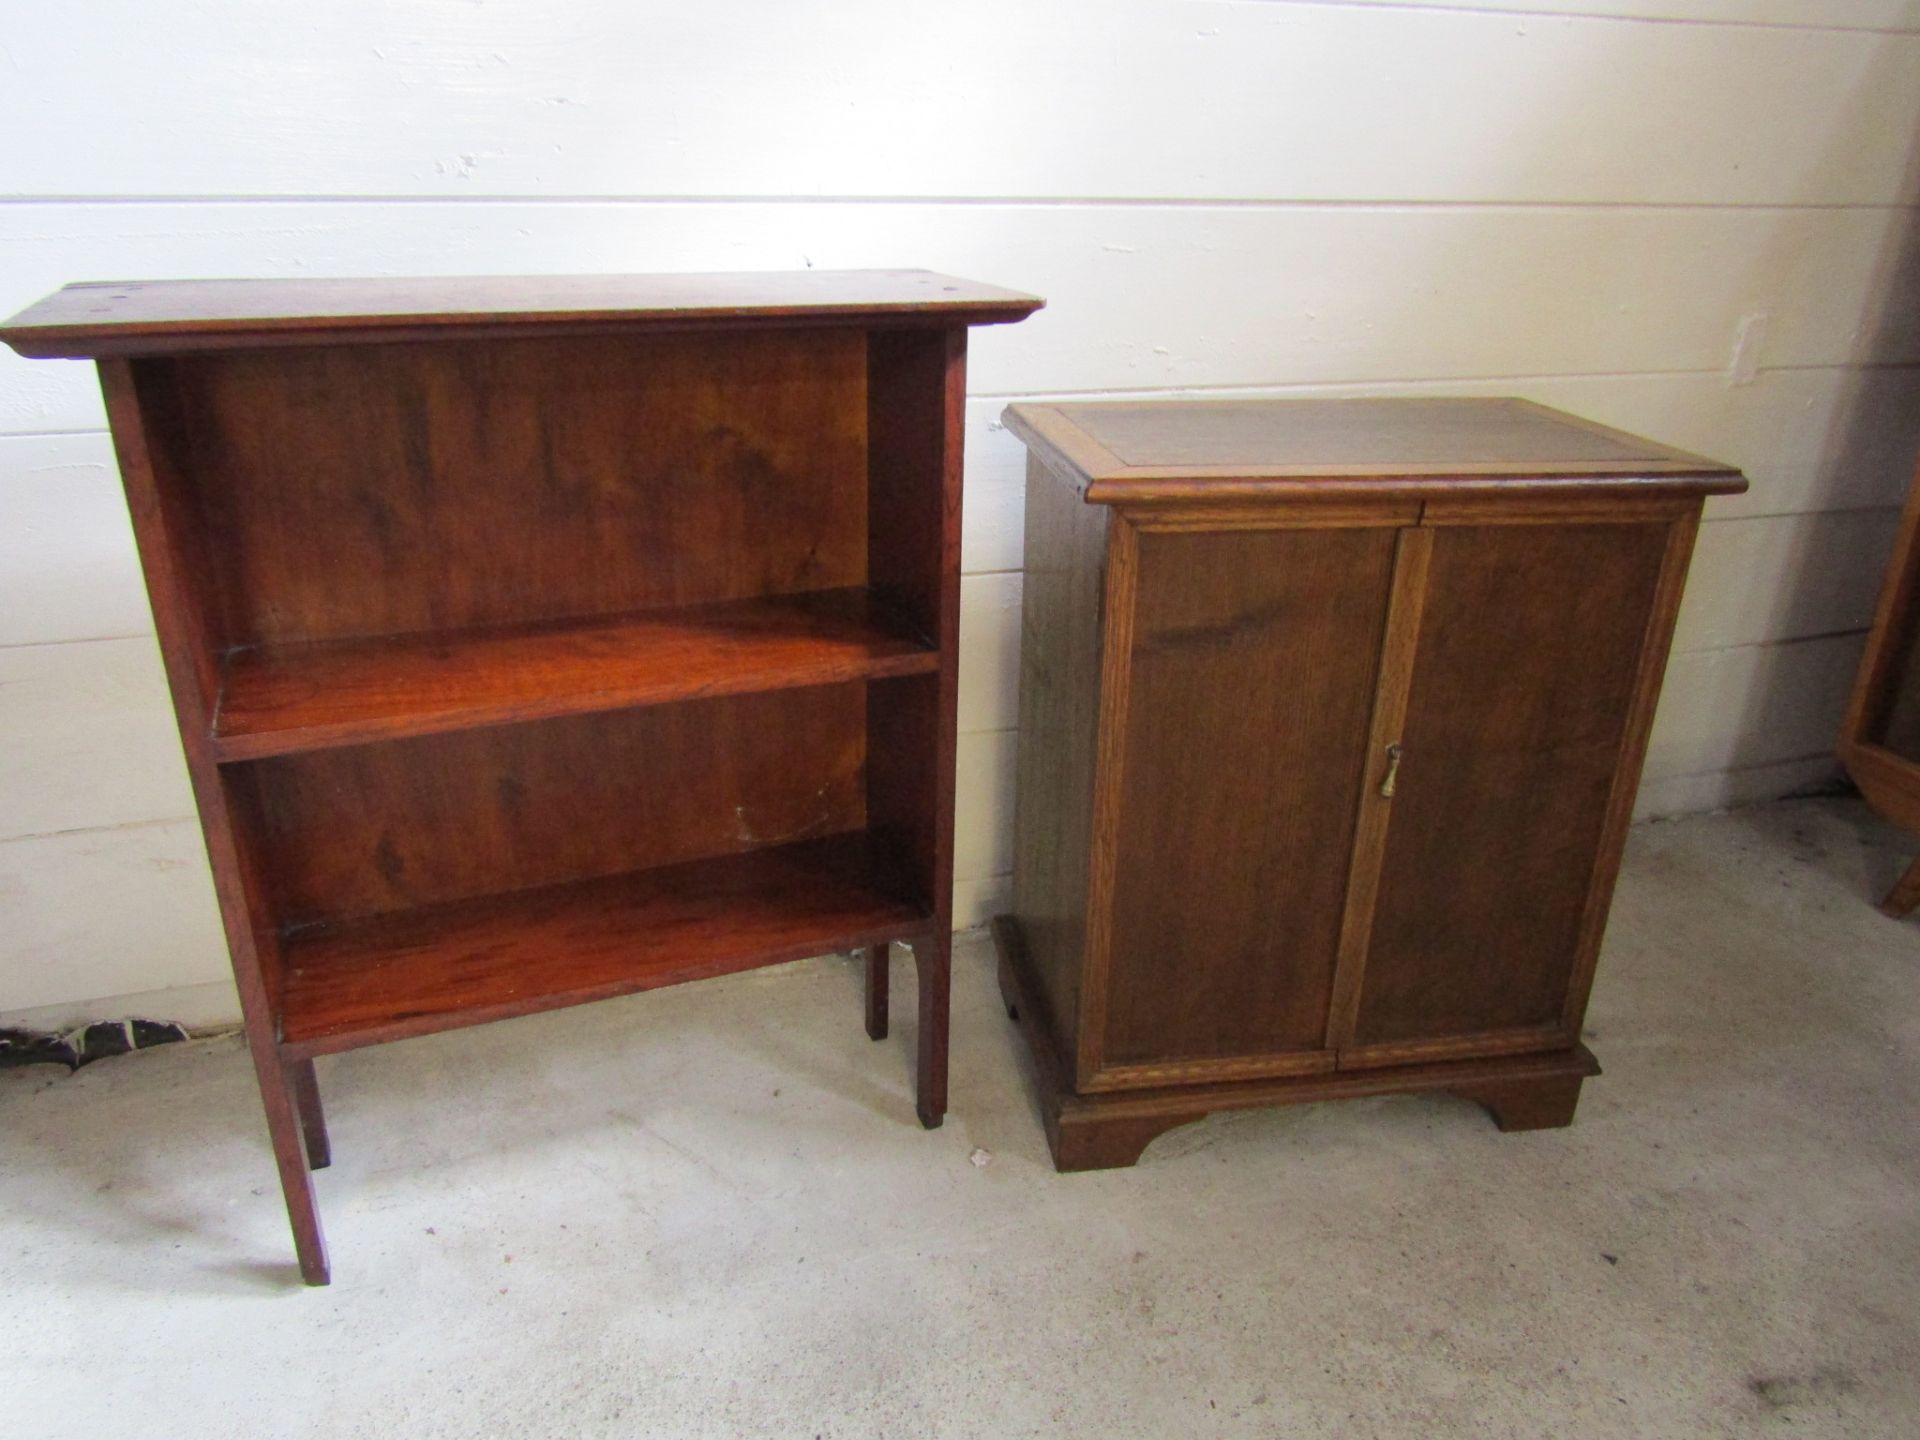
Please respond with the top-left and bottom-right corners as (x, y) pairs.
(238, 684), (868, 925)
(142, 326), (869, 646)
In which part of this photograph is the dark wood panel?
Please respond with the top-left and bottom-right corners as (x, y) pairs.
(215, 587), (935, 760)
(1002, 397), (1745, 505)
(280, 833), (929, 1057)
(865, 326), (964, 905)
(0, 271), (1043, 358)
(1007, 454), (1111, 1061)
(864, 326), (967, 1129)
(996, 914), (1598, 1172)
(1054, 398), (1695, 469)
(1352, 522), (1668, 1050)
(239, 685), (867, 926)
(146, 328), (870, 646)
(99, 360), (332, 1283)
(1098, 524), (1396, 1069)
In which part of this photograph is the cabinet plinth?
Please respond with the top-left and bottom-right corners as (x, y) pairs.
(0, 269), (1041, 1282)
(997, 397), (1743, 1170)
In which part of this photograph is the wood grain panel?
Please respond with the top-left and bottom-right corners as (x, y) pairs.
(0, 272), (1036, 358)
(1099, 525), (1396, 1070)
(278, 833), (926, 1057)
(1008, 455), (1110, 1058)
(865, 326), (966, 914)
(238, 685), (867, 925)
(1351, 522), (1669, 1049)
(142, 328), (869, 646)
(213, 587), (935, 760)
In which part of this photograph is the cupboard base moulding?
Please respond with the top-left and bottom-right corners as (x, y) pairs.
(992, 915), (1600, 1172)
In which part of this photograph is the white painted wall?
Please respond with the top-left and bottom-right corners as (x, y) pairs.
(3, 0), (1917, 1026)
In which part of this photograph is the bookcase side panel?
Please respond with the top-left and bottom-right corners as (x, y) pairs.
(865, 327), (966, 917)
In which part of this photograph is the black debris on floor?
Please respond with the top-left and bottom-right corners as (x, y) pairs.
(0, 1019), (191, 1071)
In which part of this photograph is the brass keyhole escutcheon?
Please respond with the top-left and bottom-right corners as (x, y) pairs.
(1380, 742), (1403, 799)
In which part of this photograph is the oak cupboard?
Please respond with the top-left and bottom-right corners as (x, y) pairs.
(994, 397), (1745, 1170)
(0, 270), (1042, 1283)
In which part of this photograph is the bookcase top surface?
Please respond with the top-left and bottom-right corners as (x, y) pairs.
(0, 269), (1044, 359)
(1004, 396), (1746, 502)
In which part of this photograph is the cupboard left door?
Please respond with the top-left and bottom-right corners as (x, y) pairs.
(1081, 515), (1402, 1090)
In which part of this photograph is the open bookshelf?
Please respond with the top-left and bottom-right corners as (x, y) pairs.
(0, 271), (1042, 1284)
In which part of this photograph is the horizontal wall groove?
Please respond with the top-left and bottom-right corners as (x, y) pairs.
(0, 632), (151, 653)
(1671, 627), (1867, 659)
(1239, 0), (1920, 39)
(1698, 505), (1901, 526)
(0, 814), (192, 849)
(1, 195), (1915, 214)
(4, 358), (1916, 447)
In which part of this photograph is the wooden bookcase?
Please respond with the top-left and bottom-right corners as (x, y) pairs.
(0, 271), (1041, 1283)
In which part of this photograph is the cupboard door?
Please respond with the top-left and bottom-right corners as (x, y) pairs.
(1347, 520), (1669, 1061)
(1089, 520), (1398, 1085)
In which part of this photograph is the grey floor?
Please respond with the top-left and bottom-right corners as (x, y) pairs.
(3, 797), (1918, 1438)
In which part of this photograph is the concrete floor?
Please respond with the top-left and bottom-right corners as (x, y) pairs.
(3, 797), (1918, 1438)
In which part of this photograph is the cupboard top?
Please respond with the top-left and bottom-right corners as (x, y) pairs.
(1003, 397), (1746, 504)
(0, 269), (1044, 359)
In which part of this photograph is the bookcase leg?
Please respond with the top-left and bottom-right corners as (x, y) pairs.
(864, 943), (889, 1041)
(913, 935), (950, 1129)
(251, 1048), (330, 1285)
(287, 1058), (331, 1170)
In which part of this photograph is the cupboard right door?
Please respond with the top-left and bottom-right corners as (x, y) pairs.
(1344, 516), (1674, 1066)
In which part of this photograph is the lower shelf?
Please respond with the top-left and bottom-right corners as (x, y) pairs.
(277, 832), (929, 1057)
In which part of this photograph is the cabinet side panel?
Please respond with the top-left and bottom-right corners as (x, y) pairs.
(1353, 521), (1667, 1049)
(150, 328), (869, 645)
(239, 685), (867, 925)
(1100, 525), (1397, 1068)
(1009, 455), (1110, 1059)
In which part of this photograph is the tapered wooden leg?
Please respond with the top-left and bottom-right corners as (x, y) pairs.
(248, 1044), (330, 1285)
(913, 935), (950, 1129)
(1880, 857), (1920, 918)
(287, 1058), (331, 1171)
(864, 943), (889, 1041)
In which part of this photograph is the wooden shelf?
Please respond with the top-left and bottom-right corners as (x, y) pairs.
(278, 832), (929, 1057)
(213, 587), (937, 761)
